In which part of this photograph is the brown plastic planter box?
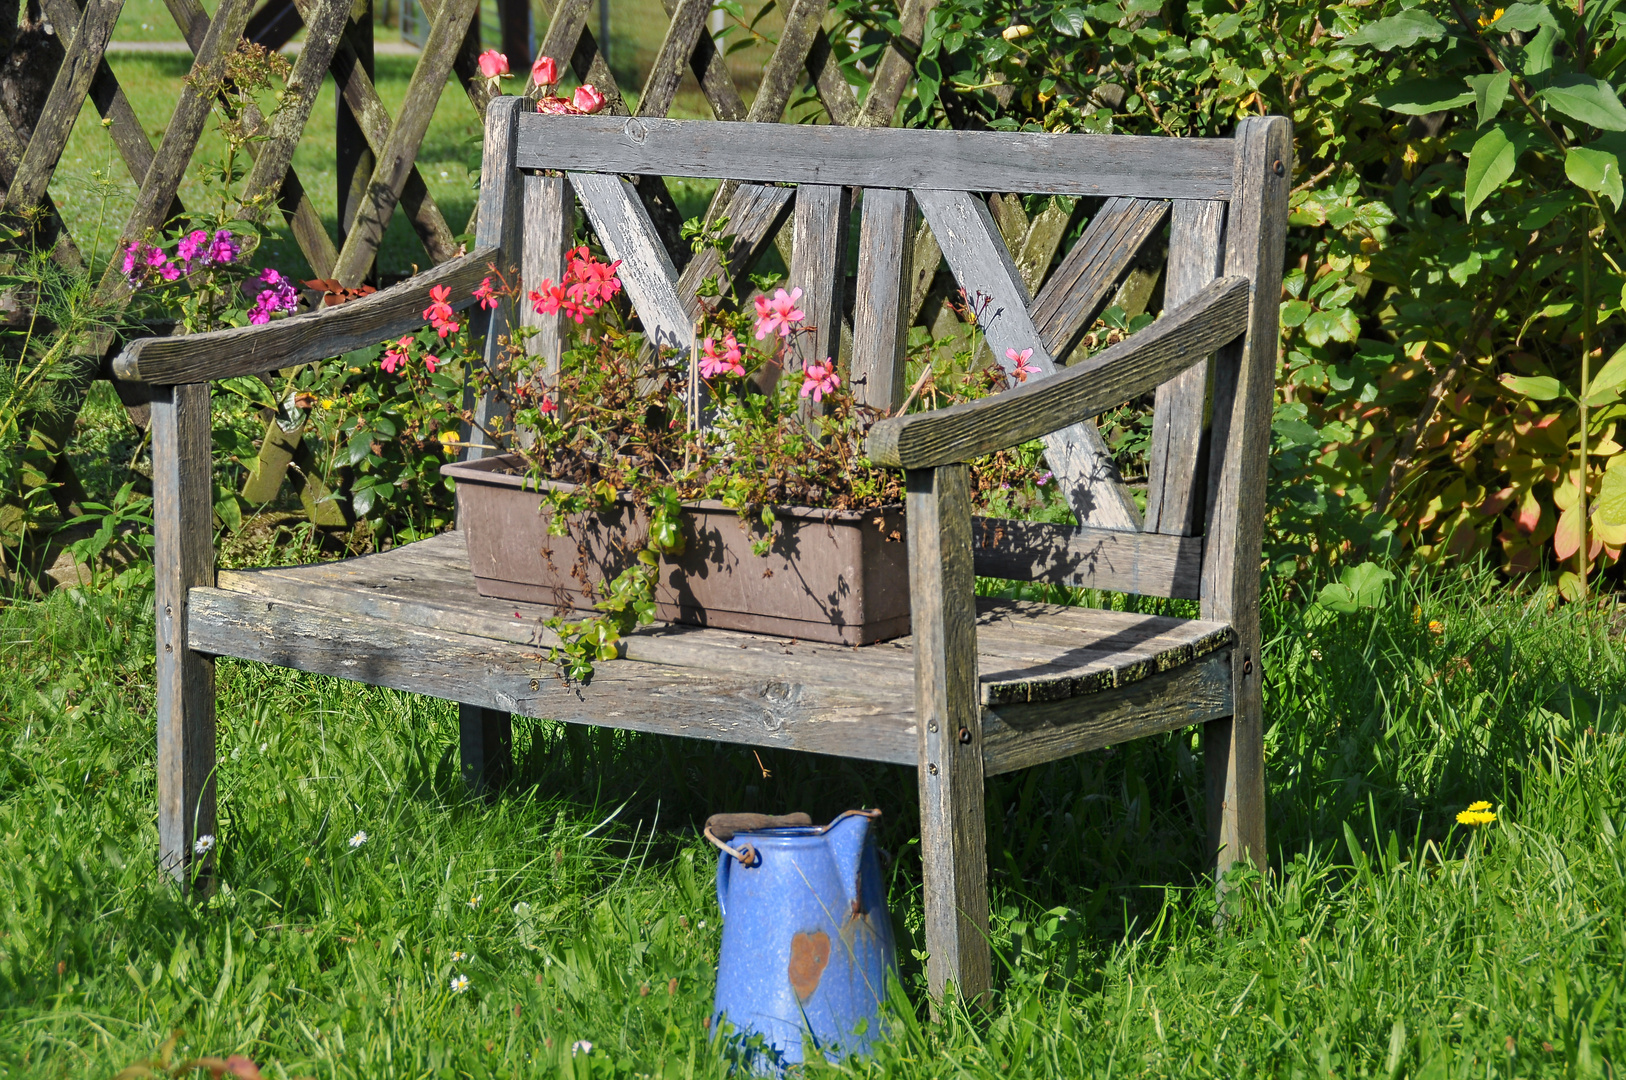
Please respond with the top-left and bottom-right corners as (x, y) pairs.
(441, 454), (910, 645)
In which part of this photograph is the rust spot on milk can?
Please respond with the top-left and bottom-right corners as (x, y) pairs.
(788, 930), (832, 1002)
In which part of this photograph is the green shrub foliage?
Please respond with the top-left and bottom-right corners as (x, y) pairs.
(856, 0), (1626, 595)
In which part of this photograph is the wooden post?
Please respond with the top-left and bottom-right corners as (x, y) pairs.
(459, 703), (512, 794)
(467, 95), (523, 458)
(520, 173), (574, 395)
(151, 383), (217, 884)
(907, 462), (990, 1005)
(850, 188), (914, 413)
(1200, 116), (1291, 884)
(497, 0), (533, 72)
(338, 0), (377, 285)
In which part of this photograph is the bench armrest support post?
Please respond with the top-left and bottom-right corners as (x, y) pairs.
(152, 382), (217, 887)
(908, 462), (990, 1006)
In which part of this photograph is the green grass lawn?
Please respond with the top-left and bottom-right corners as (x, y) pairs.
(1, 561), (1623, 1077)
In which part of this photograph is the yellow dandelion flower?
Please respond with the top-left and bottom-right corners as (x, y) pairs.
(1428, 619), (1444, 634)
(1467, 800), (1491, 812)
(320, 398), (334, 409)
(1457, 804), (1497, 826)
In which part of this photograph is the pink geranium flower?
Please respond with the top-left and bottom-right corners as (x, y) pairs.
(381, 334), (414, 374)
(531, 55), (558, 88)
(477, 50), (509, 80)
(753, 287), (805, 340)
(800, 358), (840, 402)
(1005, 347), (1040, 384)
(572, 84), (607, 113)
(424, 283), (459, 337)
(423, 353), (441, 374)
(473, 276), (500, 310)
(698, 334), (745, 379)
(539, 395), (558, 415)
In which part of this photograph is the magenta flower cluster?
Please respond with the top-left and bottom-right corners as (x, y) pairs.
(122, 228), (239, 286)
(249, 268), (300, 325)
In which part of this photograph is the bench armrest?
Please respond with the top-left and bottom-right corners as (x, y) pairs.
(112, 245), (502, 384)
(864, 275), (1251, 470)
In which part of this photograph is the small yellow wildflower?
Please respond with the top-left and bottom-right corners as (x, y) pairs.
(1478, 7), (1504, 28)
(320, 398), (334, 409)
(1428, 619), (1444, 635)
(1412, 604), (1422, 624)
(439, 430), (460, 456)
(1457, 800), (1497, 826)
(469, 893), (482, 910)
(451, 950), (467, 961)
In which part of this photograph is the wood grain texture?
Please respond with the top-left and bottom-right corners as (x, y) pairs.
(914, 188), (1143, 531)
(1031, 198), (1169, 360)
(636, 0), (710, 120)
(521, 174), (574, 396)
(151, 383), (216, 884)
(331, 0), (481, 285)
(39, 0), (169, 208)
(100, 0), (254, 302)
(658, 0), (745, 121)
(972, 517), (1205, 599)
(806, 27), (860, 125)
(1144, 200), (1226, 536)
(866, 276), (1249, 470)
(907, 464), (990, 1004)
(537, 0), (592, 79)
(303, 0), (456, 261)
(569, 171), (692, 355)
(189, 587), (922, 764)
(983, 650), (1232, 775)
(209, 532), (1224, 711)
(850, 189), (914, 412)
(4, 0), (123, 215)
(1013, 196), (1074, 295)
(469, 99), (524, 459)
(788, 185), (851, 405)
(239, 0), (352, 216)
(857, 0), (937, 127)
(1201, 117), (1291, 881)
(113, 245), (500, 383)
(747, 0), (829, 124)
(515, 115), (1236, 199)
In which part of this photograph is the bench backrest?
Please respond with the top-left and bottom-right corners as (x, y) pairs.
(473, 99), (1290, 618)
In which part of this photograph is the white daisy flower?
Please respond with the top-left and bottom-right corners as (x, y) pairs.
(348, 831), (368, 849)
(451, 950), (467, 962)
(193, 834), (215, 855)
(571, 1041), (593, 1056)
(468, 893), (482, 910)
(450, 974), (470, 994)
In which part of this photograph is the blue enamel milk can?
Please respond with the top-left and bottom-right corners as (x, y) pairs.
(707, 809), (898, 1068)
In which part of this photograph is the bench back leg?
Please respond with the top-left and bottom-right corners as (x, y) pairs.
(1200, 116), (1291, 885)
(152, 383), (217, 885)
(908, 463), (990, 1005)
(459, 703), (513, 795)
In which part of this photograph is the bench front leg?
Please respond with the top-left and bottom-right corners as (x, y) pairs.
(152, 382), (217, 885)
(907, 463), (990, 1006)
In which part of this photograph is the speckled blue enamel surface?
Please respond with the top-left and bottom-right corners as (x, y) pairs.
(711, 815), (898, 1070)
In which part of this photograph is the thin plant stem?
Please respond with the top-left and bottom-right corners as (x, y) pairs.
(1579, 208), (1594, 601)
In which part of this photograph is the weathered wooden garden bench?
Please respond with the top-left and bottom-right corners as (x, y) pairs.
(114, 100), (1289, 1002)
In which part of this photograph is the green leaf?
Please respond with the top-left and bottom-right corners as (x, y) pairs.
(1373, 77), (1474, 115)
(1470, 70), (1511, 127)
(1489, 3), (1562, 32)
(1565, 146), (1625, 209)
(1597, 459), (1626, 526)
(1050, 6), (1086, 36)
(1525, 24), (1558, 76)
(1541, 76), (1626, 132)
(1500, 373), (1566, 400)
(1586, 341), (1626, 396)
(1464, 126), (1522, 217)
(1315, 562), (1394, 612)
(1280, 299), (1312, 327)
(1347, 9), (1446, 50)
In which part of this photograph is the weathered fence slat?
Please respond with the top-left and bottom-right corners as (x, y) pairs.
(850, 189), (915, 414)
(914, 188), (1144, 531)
(1031, 198), (1170, 361)
(569, 172), (691, 357)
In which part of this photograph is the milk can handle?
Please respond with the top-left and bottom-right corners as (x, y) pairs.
(704, 824), (759, 867)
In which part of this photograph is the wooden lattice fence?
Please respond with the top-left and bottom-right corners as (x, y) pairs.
(3, 0), (1178, 575)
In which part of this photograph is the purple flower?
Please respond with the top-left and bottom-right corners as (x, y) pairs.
(121, 242), (146, 278)
(176, 229), (210, 269)
(208, 230), (239, 265)
(159, 263), (183, 282)
(248, 267), (299, 324)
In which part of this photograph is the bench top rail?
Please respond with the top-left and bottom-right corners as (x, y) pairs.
(514, 113), (1238, 202)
